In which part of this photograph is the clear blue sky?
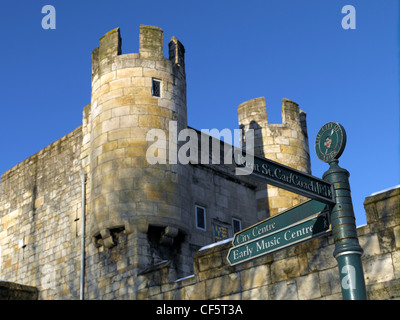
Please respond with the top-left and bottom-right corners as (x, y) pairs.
(0, 1), (398, 226)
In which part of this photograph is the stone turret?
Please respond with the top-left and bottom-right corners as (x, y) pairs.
(86, 25), (190, 271)
(238, 97), (311, 217)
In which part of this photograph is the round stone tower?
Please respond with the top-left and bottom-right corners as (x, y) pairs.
(88, 25), (190, 261)
(238, 97), (311, 217)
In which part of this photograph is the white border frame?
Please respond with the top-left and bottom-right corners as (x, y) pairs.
(151, 78), (162, 97)
(232, 217), (242, 234)
(195, 205), (206, 231)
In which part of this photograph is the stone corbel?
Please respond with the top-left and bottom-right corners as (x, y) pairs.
(101, 229), (116, 249)
(159, 226), (179, 246)
(92, 228), (117, 249)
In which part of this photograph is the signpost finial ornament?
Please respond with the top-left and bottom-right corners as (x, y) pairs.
(315, 122), (346, 163)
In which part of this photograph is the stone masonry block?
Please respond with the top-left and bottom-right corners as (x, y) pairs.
(100, 71), (116, 85)
(135, 96), (159, 106)
(274, 136), (289, 145)
(98, 109), (112, 123)
(112, 54), (139, 70)
(271, 257), (301, 282)
(205, 273), (241, 300)
(93, 83), (110, 100)
(107, 128), (131, 141)
(280, 145), (298, 155)
(197, 254), (223, 272)
(111, 106), (130, 118)
(138, 115), (163, 128)
(318, 268), (341, 296)
(125, 146), (146, 157)
(264, 145), (281, 153)
(130, 77), (148, 88)
(240, 264), (270, 290)
(102, 117), (119, 133)
(306, 242), (336, 271)
(271, 196), (292, 210)
(296, 273), (321, 300)
(377, 229), (397, 253)
(98, 88), (124, 105)
(102, 96), (136, 111)
(182, 282), (206, 300)
(117, 139), (146, 149)
(242, 287), (270, 300)
(270, 280), (298, 300)
(102, 141), (118, 153)
(116, 67), (143, 79)
(119, 115), (138, 128)
(363, 254), (395, 285)
(123, 87), (150, 97)
(109, 78), (131, 91)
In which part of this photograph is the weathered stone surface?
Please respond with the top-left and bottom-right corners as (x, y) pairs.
(367, 279), (400, 300)
(319, 268), (341, 296)
(271, 257), (301, 282)
(363, 254), (395, 285)
(240, 264), (270, 290)
(181, 282), (206, 300)
(242, 286), (270, 300)
(270, 280), (298, 300)
(296, 273), (321, 300)
(0, 281), (38, 300)
(205, 273), (241, 299)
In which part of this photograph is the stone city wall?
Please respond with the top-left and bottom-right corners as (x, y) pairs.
(0, 127), (83, 299)
(137, 186), (399, 300)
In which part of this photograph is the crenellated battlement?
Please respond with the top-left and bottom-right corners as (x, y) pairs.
(91, 25), (185, 81)
(139, 25), (163, 60)
(238, 97), (306, 129)
(92, 28), (121, 77)
(281, 98), (302, 125)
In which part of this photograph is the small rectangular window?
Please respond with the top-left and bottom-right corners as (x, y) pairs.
(152, 78), (161, 97)
(195, 205), (206, 231)
(232, 218), (242, 234)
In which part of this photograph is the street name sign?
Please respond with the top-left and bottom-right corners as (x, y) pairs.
(234, 153), (335, 205)
(232, 199), (328, 246)
(227, 212), (331, 266)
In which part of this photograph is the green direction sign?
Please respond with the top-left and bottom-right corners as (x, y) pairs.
(227, 212), (331, 266)
(234, 153), (335, 205)
(232, 199), (328, 246)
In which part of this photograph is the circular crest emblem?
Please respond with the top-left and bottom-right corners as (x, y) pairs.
(315, 122), (346, 163)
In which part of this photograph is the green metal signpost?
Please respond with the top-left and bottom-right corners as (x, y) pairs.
(227, 121), (367, 300)
(316, 122), (367, 300)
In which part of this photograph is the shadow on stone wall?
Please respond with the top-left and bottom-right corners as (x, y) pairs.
(0, 281), (38, 300)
